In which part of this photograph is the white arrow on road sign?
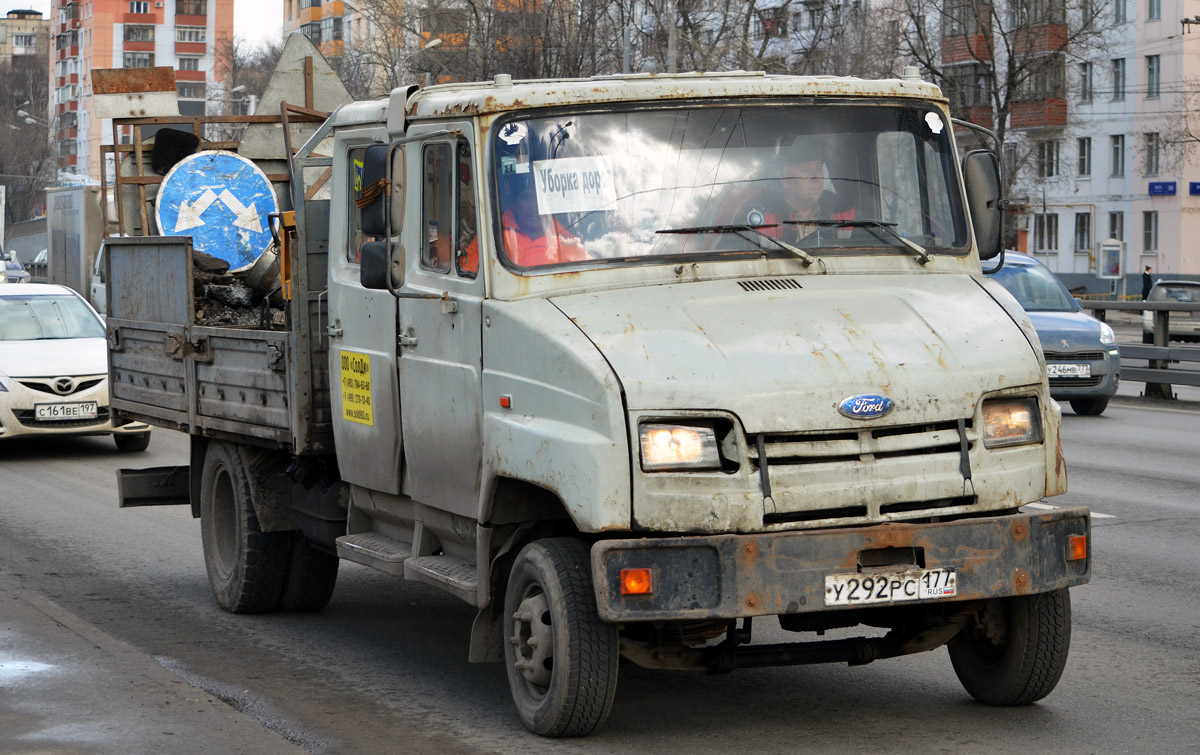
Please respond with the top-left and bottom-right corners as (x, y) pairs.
(174, 189), (219, 231)
(172, 187), (262, 233)
(218, 189), (262, 232)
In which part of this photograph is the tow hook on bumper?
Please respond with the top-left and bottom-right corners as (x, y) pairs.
(592, 507), (1090, 623)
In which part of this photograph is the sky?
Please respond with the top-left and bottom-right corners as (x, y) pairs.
(0, 1), (284, 50)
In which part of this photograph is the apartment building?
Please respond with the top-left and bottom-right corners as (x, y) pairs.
(51, 0), (233, 182)
(282, 0), (366, 59)
(0, 9), (49, 66)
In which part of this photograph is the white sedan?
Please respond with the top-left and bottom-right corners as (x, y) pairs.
(0, 284), (151, 450)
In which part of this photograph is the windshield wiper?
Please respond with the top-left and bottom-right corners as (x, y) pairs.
(656, 224), (817, 267)
(785, 218), (931, 264)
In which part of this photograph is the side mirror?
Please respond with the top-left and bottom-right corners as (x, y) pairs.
(360, 144), (390, 237)
(962, 149), (1002, 261)
(360, 240), (405, 291)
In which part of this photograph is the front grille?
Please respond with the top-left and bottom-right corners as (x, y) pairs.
(1047, 376), (1103, 388)
(1044, 350), (1107, 362)
(748, 419), (968, 468)
(18, 378), (105, 396)
(738, 278), (802, 292)
(14, 408), (111, 428)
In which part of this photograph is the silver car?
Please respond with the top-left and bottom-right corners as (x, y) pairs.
(1142, 280), (1200, 343)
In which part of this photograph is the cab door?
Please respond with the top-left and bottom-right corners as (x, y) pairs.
(396, 133), (485, 517)
(328, 129), (404, 494)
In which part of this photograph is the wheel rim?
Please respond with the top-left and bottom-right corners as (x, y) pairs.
(510, 587), (554, 691)
(208, 465), (238, 581)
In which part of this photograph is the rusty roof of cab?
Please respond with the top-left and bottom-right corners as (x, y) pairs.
(400, 70), (947, 121)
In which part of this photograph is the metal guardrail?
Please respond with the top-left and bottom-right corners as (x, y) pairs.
(1077, 300), (1200, 398)
(27, 262), (48, 282)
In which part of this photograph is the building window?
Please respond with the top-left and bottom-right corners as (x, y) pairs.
(1079, 62), (1093, 103)
(124, 25), (154, 41)
(320, 16), (344, 42)
(1074, 212), (1091, 253)
(1111, 58), (1125, 100)
(1109, 211), (1124, 241)
(300, 0), (323, 8)
(1144, 132), (1160, 175)
(1146, 55), (1160, 98)
(176, 26), (207, 43)
(177, 0), (208, 14)
(944, 63), (990, 111)
(123, 52), (155, 68)
(1147, 0), (1161, 21)
(1077, 137), (1091, 177)
(1115, 0), (1127, 23)
(178, 57), (200, 71)
(1111, 134), (1125, 177)
(1037, 140), (1059, 178)
(129, 1), (149, 13)
(946, 0), (981, 35)
(1034, 213), (1059, 252)
(177, 83), (205, 99)
(13, 33), (36, 48)
(1143, 210), (1158, 252)
(1017, 55), (1065, 100)
(301, 22), (321, 44)
(1003, 143), (1018, 180)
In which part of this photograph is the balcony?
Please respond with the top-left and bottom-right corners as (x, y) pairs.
(941, 34), (992, 64)
(1011, 99), (1067, 129)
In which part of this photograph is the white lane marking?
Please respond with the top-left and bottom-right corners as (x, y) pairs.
(1025, 502), (1115, 518)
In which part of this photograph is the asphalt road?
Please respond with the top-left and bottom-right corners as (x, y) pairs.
(2, 396), (1198, 754)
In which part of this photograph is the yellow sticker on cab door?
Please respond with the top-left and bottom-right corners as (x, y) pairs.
(340, 350), (373, 425)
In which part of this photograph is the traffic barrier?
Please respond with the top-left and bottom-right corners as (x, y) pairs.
(1078, 300), (1200, 398)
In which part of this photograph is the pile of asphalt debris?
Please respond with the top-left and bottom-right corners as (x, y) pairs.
(192, 250), (285, 328)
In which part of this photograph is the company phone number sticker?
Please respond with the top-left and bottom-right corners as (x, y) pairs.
(340, 350), (373, 426)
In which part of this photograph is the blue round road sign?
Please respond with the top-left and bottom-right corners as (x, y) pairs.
(156, 150), (279, 268)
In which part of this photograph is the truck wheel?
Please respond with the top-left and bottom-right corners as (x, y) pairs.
(948, 589), (1071, 706)
(199, 441), (288, 613)
(276, 534), (339, 612)
(1069, 398), (1108, 416)
(114, 432), (151, 452)
(503, 539), (618, 737)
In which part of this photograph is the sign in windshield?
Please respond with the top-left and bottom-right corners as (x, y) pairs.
(491, 104), (969, 270)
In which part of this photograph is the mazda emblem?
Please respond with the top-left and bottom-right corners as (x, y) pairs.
(53, 377), (76, 395)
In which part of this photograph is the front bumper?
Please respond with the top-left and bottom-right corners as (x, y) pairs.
(1045, 351), (1121, 401)
(0, 377), (149, 439)
(592, 507), (1090, 622)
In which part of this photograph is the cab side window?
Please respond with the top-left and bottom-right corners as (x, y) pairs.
(348, 147), (367, 263)
(456, 142), (478, 278)
(422, 143), (454, 272)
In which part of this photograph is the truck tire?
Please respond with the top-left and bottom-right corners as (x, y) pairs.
(199, 441), (288, 613)
(1069, 398), (1108, 416)
(948, 589), (1071, 706)
(276, 534), (339, 612)
(503, 539), (618, 737)
(114, 432), (151, 452)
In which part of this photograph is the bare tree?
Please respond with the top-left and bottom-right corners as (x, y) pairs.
(0, 43), (55, 224)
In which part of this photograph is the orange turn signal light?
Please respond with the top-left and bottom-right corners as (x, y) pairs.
(1067, 534), (1088, 561)
(620, 568), (653, 595)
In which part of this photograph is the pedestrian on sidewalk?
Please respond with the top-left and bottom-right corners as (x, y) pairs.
(1142, 266), (1153, 300)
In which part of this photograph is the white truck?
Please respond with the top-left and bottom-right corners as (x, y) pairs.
(110, 70), (1090, 737)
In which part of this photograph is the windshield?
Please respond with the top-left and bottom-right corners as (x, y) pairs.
(0, 294), (104, 341)
(991, 261), (1077, 312)
(490, 102), (969, 270)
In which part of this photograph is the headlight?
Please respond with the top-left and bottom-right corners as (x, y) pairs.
(639, 424), (721, 471)
(982, 398), (1043, 449)
(1099, 322), (1116, 344)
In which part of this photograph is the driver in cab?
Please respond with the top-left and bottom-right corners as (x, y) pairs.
(500, 173), (588, 267)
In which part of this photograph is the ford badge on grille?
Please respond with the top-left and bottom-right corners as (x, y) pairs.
(838, 394), (895, 419)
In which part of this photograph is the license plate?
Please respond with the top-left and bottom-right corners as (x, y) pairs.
(1046, 363), (1090, 378)
(824, 568), (957, 606)
(34, 401), (99, 421)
